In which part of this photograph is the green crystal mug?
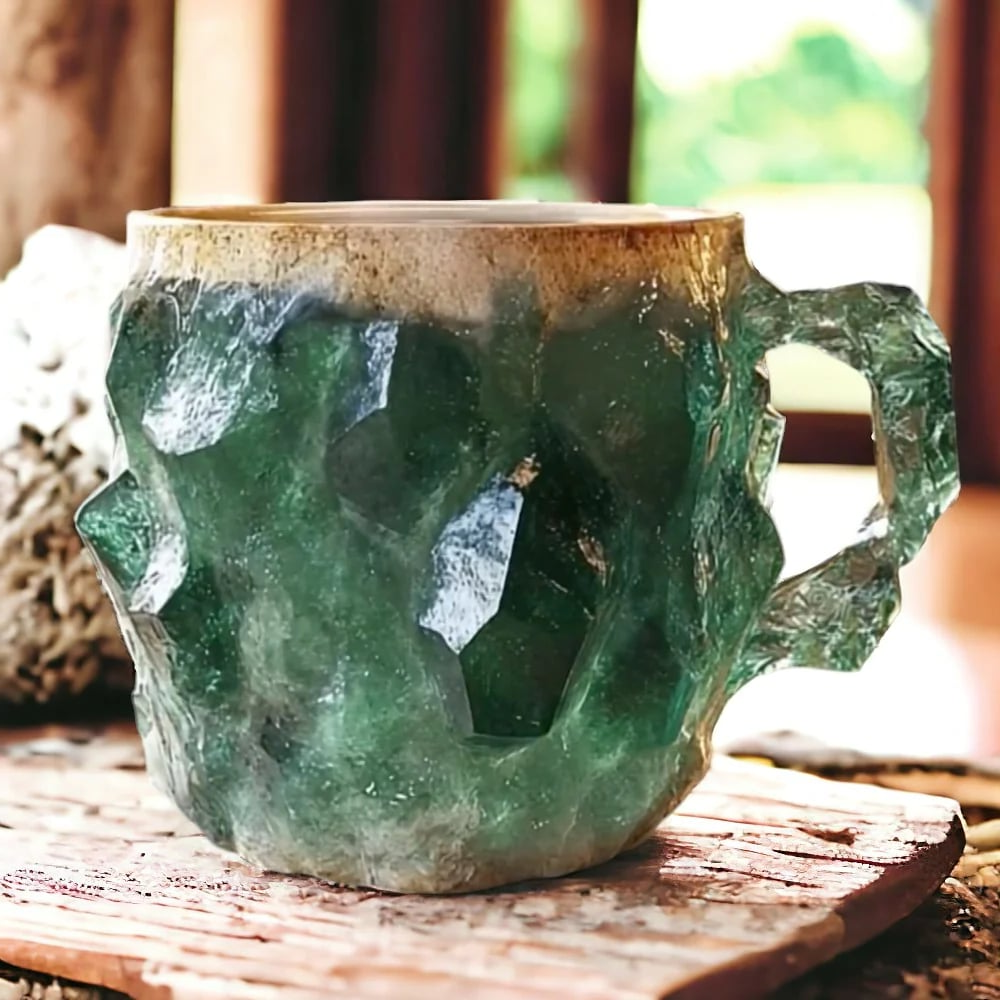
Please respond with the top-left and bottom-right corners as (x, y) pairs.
(77, 202), (958, 892)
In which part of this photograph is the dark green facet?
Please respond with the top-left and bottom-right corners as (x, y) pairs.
(78, 263), (958, 893)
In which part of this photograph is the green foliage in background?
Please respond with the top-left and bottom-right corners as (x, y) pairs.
(505, 0), (930, 205)
(634, 30), (929, 205)
(504, 0), (579, 200)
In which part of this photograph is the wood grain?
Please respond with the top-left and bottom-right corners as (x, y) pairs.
(0, 728), (962, 1000)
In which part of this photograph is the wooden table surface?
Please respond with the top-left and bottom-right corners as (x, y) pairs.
(0, 727), (966, 1000)
(717, 466), (1000, 758)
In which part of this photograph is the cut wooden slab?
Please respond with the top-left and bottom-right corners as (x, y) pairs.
(0, 727), (963, 1000)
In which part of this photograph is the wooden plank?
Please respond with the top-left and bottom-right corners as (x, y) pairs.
(0, 727), (963, 1000)
(569, 0), (640, 203)
(927, 0), (1000, 483)
(728, 735), (1000, 999)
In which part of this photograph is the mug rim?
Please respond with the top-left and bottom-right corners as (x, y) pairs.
(126, 200), (748, 325)
(131, 199), (742, 230)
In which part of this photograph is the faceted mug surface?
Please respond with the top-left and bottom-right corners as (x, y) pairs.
(77, 202), (958, 892)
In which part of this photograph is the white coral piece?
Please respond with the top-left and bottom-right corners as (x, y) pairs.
(0, 225), (126, 464)
(0, 226), (130, 707)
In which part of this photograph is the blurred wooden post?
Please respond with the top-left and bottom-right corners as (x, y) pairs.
(0, 0), (173, 274)
(928, 0), (1000, 484)
(171, 0), (283, 204)
(569, 0), (640, 203)
(356, 0), (507, 200)
(173, 0), (506, 205)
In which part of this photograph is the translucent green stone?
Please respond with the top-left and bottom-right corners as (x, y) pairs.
(77, 266), (957, 892)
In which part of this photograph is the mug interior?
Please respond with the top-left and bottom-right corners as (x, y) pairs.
(137, 200), (731, 228)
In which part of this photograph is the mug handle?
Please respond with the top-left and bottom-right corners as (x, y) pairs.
(727, 274), (960, 694)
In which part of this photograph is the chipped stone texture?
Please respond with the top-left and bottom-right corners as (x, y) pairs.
(0, 226), (129, 708)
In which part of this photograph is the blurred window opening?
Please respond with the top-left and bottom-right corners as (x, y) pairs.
(503, 0), (580, 202)
(504, 0), (934, 416)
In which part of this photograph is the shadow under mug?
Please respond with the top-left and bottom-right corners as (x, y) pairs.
(77, 201), (959, 893)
